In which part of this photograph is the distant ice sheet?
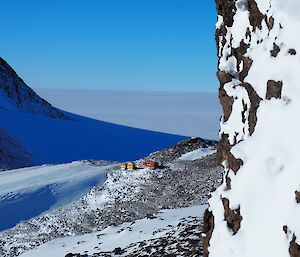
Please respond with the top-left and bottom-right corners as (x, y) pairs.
(36, 89), (221, 140)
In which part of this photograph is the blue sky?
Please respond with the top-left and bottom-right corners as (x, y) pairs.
(1, 0), (218, 92)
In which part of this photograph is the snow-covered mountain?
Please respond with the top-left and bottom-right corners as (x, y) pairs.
(203, 1), (300, 256)
(0, 58), (185, 169)
(0, 57), (65, 118)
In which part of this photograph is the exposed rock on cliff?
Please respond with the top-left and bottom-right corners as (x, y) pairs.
(204, 1), (300, 256)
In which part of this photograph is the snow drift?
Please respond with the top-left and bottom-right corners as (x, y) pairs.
(0, 57), (185, 169)
(203, 1), (300, 257)
(0, 161), (114, 231)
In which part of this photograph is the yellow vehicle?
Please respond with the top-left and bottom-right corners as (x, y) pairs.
(127, 162), (136, 170)
(120, 163), (127, 170)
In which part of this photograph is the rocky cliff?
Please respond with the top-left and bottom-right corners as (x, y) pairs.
(0, 57), (65, 118)
(203, 1), (300, 256)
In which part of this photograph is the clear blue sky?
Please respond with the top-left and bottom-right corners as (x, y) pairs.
(1, 0), (218, 92)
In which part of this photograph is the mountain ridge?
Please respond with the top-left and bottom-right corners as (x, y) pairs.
(0, 57), (65, 119)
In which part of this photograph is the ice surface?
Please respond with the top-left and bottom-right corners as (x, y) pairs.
(36, 89), (221, 139)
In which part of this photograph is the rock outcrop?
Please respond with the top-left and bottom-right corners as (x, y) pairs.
(203, 1), (300, 256)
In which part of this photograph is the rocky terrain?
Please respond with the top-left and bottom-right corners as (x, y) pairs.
(65, 209), (205, 257)
(0, 138), (222, 257)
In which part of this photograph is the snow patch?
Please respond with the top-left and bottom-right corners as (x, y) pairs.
(178, 147), (216, 161)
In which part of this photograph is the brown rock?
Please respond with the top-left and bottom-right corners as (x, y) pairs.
(222, 198), (243, 235)
(266, 16), (275, 31)
(219, 87), (234, 122)
(232, 41), (252, 81)
(217, 134), (243, 173)
(271, 43), (281, 57)
(248, 0), (265, 30)
(226, 175), (232, 190)
(283, 225), (288, 235)
(289, 235), (300, 257)
(217, 71), (233, 85)
(215, 0), (236, 27)
(295, 191), (300, 203)
(288, 49), (297, 55)
(243, 83), (262, 135)
(266, 80), (283, 100)
(201, 209), (215, 257)
(240, 57), (253, 82)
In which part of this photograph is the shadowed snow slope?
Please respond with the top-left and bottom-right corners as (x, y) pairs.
(0, 128), (33, 170)
(0, 58), (185, 168)
(0, 109), (185, 166)
(0, 161), (115, 231)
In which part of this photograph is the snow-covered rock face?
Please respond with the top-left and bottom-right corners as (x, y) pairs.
(203, 1), (300, 256)
(0, 58), (65, 118)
